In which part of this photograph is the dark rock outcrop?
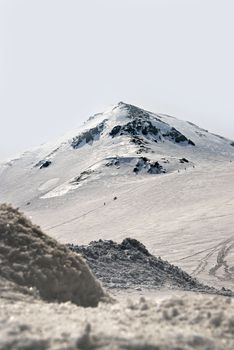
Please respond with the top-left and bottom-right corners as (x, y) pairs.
(179, 158), (189, 163)
(71, 170), (93, 184)
(133, 157), (166, 175)
(162, 128), (195, 145)
(35, 160), (52, 169)
(71, 120), (107, 149)
(109, 103), (195, 147)
(68, 238), (232, 296)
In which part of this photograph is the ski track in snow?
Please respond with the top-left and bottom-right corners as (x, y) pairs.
(192, 236), (234, 280)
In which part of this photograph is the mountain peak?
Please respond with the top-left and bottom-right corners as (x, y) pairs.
(116, 101), (127, 107)
(1, 103), (234, 183)
(113, 101), (149, 116)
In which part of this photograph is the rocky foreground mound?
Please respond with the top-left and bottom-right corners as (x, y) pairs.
(68, 238), (232, 296)
(0, 204), (107, 307)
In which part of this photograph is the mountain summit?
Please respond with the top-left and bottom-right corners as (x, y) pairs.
(1, 102), (233, 202)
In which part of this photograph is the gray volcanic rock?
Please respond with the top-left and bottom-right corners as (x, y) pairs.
(68, 238), (232, 296)
(0, 204), (107, 307)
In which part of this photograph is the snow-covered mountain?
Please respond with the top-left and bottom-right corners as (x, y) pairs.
(1, 102), (234, 289)
(1, 102), (233, 202)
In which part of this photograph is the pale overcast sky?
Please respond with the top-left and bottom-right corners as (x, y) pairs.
(0, 0), (234, 161)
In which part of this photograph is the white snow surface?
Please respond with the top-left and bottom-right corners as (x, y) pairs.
(1, 102), (234, 289)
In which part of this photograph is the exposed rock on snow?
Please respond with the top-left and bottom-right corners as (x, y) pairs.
(133, 157), (166, 174)
(35, 160), (52, 169)
(68, 238), (232, 296)
(179, 157), (189, 163)
(105, 157), (121, 167)
(71, 120), (107, 149)
(71, 169), (94, 185)
(109, 103), (195, 146)
(104, 156), (166, 175)
(130, 135), (152, 153)
(0, 204), (107, 307)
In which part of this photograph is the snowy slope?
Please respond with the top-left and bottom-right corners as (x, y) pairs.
(0, 102), (234, 289)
